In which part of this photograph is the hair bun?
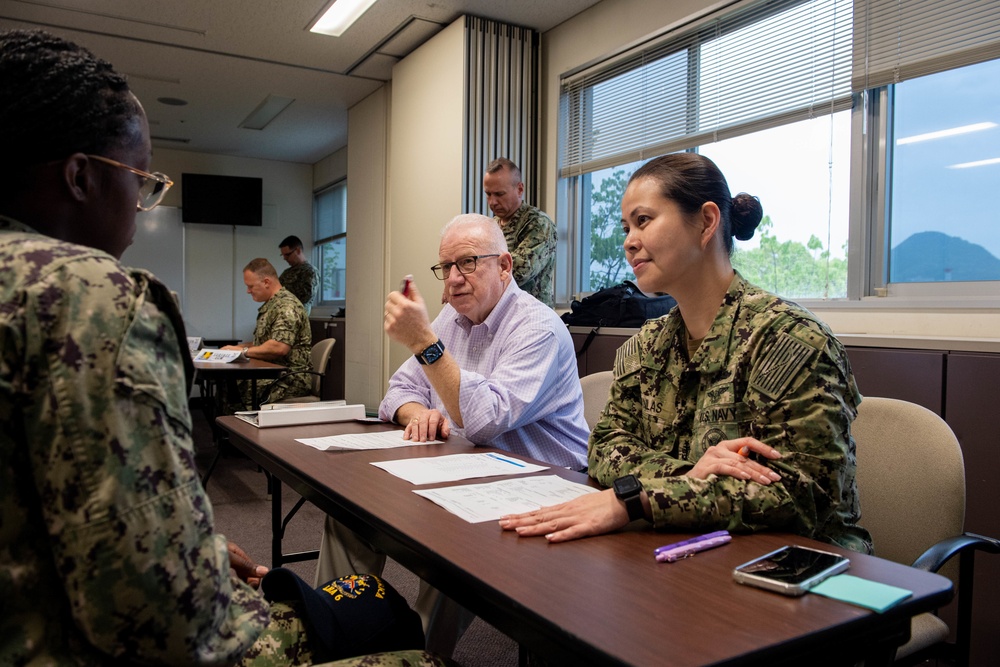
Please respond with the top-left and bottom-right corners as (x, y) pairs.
(731, 193), (762, 241)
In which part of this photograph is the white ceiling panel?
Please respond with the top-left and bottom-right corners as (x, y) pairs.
(1, 0), (603, 163)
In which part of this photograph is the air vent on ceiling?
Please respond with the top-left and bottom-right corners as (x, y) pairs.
(151, 135), (191, 144)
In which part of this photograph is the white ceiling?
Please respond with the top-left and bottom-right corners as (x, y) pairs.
(0, 0), (602, 164)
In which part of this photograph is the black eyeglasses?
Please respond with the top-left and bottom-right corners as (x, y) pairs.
(430, 254), (500, 280)
(87, 154), (173, 211)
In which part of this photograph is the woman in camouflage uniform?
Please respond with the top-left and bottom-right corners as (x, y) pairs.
(502, 153), (871, 554)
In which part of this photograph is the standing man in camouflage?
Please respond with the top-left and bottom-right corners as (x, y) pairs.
(0, 28), (441, 667)
(483, 158), (556, 307)
(279, 234), (319, 315)
(223, 258), (313, 406)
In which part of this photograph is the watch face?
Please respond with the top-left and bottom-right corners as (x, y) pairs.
(614, 475), (641, 497)
(420, 341), (444, 364)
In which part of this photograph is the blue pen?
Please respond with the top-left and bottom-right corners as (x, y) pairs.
(486, 452), (526, 467)
(653, 530), (730, 556)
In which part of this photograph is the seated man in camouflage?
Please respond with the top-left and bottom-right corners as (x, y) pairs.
(223, 258), (313, 407)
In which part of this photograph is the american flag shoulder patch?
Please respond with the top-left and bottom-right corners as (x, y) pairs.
(614, 334), (641, 379)
(749, 332), (817, 400)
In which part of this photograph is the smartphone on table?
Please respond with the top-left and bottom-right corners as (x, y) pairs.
(732, 545), (850, 596)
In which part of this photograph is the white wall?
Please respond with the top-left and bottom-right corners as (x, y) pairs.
(345, 86), (391, 409)
(385, 19), (466, 376)
(314, 147), (348, 192)
(339, 17), (465, 409)
(145, 147), (313, 341)
(539, 0), (1000, 340)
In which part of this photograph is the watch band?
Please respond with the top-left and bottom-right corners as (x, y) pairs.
(415, 339), (445, 365)
(241, 346), (250, 360)
(613, 474), (645, 522)
(621, 492), (644, 522)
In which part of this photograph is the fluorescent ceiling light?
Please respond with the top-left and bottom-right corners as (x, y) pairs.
(239, 95), (295, 130)
(948, 157), (1000, 169)
(310, 0), (378, 37)
(896, 122), (997, 145)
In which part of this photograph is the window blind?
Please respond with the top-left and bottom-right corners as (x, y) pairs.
(560, 0), (853, 178)
(314, 181), (346, 244)
(852, 0), (1000, 91)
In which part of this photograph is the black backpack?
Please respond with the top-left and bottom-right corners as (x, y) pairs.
(561, 281), (677, 358)
(561, 280), (676, 328)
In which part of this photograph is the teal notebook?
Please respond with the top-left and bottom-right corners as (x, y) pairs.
(810, 574), (913, 613)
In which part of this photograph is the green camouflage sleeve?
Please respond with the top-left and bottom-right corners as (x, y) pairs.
(588, 335), (696, 482)
(737, 329), (869, 552)
(280, 263), (318, 307)
(248, 290), (313, 403)
(507, 209), (556, 288)
(30, 256), (269, 662)
(257, 293), (306, 349)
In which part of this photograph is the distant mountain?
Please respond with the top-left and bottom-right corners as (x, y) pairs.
(891, 231), (1000, 282)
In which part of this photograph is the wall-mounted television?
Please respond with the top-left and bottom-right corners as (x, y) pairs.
(181, 173), (263, 226)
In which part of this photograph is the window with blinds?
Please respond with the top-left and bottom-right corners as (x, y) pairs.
(560, 0), (853, 178)
(852, 0), (1000, 91)
(313, 180), (347, 304)
(558, 0), (1000, 303)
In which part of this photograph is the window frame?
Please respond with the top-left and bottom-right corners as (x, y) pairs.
(558, 0), (1000, 310)
(854, 80), (1000, 308)
(313, 178), (347, 308)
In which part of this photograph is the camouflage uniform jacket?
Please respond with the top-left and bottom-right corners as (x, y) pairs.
(496, 202), (556, 307)
(0, 217), (269, 664)
(251, 287), (312, 403)
(588, 272), (872, 553)
(279, 261), (318, 316)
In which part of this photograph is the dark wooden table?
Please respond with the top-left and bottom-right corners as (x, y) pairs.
(193, 357), (287, 410)
(194, 359), (286, 486)
(216, 416), (953, 667)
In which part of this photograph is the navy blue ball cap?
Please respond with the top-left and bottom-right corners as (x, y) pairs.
(261, 568), (425, 662)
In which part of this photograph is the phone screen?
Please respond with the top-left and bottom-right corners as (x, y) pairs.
(736, 546), (847, 585)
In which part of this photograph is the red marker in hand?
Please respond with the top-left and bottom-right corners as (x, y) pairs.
(400, 275), (412, 297)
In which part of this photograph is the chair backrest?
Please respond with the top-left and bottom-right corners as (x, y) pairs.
(309, 338), (337, 397)
(852, 396), (966, 567)
(580, 370), (614, 431)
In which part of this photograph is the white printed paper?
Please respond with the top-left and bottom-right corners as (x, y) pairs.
(370, 452), (548, 485)
(193, 349), (242, 363)
(297, 430), (441, 451)
(414, 475), (598, 523)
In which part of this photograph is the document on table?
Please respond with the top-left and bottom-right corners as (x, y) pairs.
(193, 349), (242, 363)
(414, 475), (599, 523)
(296, 430), (442, 451)
(371, 452), (548, 485)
